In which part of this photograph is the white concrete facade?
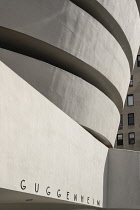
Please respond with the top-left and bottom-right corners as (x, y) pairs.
(0, 0), (140, 210)
(0, 62), (108, 207)
(0, 49), (120, 147)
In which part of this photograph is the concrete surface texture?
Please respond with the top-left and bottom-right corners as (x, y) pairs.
(0, 0), (131, 109)
(71, 0), (134, 72)
(0, 0), (140, 209)
(0, 61), (109, 208)
(0, 49), (120, 147)
(1, 57), (140, 210)
(97, 0), (140, 67)
(108, 149), (140, 209)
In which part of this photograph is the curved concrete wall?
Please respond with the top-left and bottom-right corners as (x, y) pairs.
(0, 49), (119, 147)
(71, 0), (133, 72)
(0, 61), (108, 207)
(0, 1), (140, 209)
(97, 0), (140, 66)
(0, 0), (130, 110)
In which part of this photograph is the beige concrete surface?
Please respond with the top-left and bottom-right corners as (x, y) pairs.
(0, 49), (119, 147)
(0, 26), (123, 112)
(0, 61), (109, 207)
(71, 0), (133, 72)
(97, 0), (140, 67)
(0, 1), (139, 209)
(0, 0), (130, 107)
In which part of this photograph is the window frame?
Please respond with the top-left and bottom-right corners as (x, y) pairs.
(117, 133), (123, 146)
(129, 75), (133, 87)
(128, 132), (135, 145)
(119, 115), (123, 130)
(127, 94), (134, 106)
(128, 113), (134, 125)
(137, 55), (140, 67)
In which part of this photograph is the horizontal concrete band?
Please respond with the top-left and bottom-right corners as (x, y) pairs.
(82, 126), (114, 148)
(0, 27), (123, 112)
(0, 49), (120, 147)
(97, 0), (140, 68)
(0, 61), (109, 207)
(0, 0), (131, 109)
(70, 0), (133, 71)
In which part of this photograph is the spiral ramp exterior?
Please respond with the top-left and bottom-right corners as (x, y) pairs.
(0, 0), (139, 209)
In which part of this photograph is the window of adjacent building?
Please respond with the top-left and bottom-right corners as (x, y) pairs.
(128, 113), (134, 125)
(127, 94), (134, 106)
(117, 134), (123, 146)
(128, 132), (135, 144)
(129, 75), (133, 87)
(119, 115), (123, 130)
(137, 55), (140, 67)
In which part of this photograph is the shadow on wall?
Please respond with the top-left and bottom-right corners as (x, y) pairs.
(0, 48), (110, 209)
(0, 0), (67, 47)
(0, 48), (117, 148)
(0, 203), (101, 210)
(0, 149), (109, 210)
(0, 151), (109, 210)
(103, 151), (109, 208)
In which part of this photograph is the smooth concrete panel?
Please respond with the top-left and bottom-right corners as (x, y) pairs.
(97, 0), (140, 66)
(70, 0), (133, 71)
(0, 27), (123, 112)
(0, 49), (120, 147)
(108, 149), (140, 209)
(0, 61), (109, 207)
(0, 0), (130, 106)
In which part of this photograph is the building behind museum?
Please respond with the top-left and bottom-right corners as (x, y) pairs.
(116, 50), (140, 150)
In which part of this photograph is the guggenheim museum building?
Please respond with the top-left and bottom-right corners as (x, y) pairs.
(0, 0), (140, 209)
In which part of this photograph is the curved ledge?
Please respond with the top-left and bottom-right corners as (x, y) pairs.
(70, 0), (133, 71)
(136, 0), (140, 15)
(82, 125), (113, 148)
(0, 48), (120, 147)
(0, 26), (123, 112)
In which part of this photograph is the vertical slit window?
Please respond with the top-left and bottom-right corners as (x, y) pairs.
(119, 115), (123, 130)
(129, 75), (133, 87)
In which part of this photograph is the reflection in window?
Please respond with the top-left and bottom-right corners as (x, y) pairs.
(117, 134), (123, 146)
(128, 132), (135, 144)
(127, 94), (134, 106)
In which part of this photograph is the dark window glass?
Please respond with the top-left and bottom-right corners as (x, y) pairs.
(127, 94), (134, 106)
(117, 134), (123, 146)
(128, 113), (134, 125)
(137, 55), (140, 67)
(128, 132), (135, 144)
(129, 75), (133, 87)
(119, 115), (123, 130)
